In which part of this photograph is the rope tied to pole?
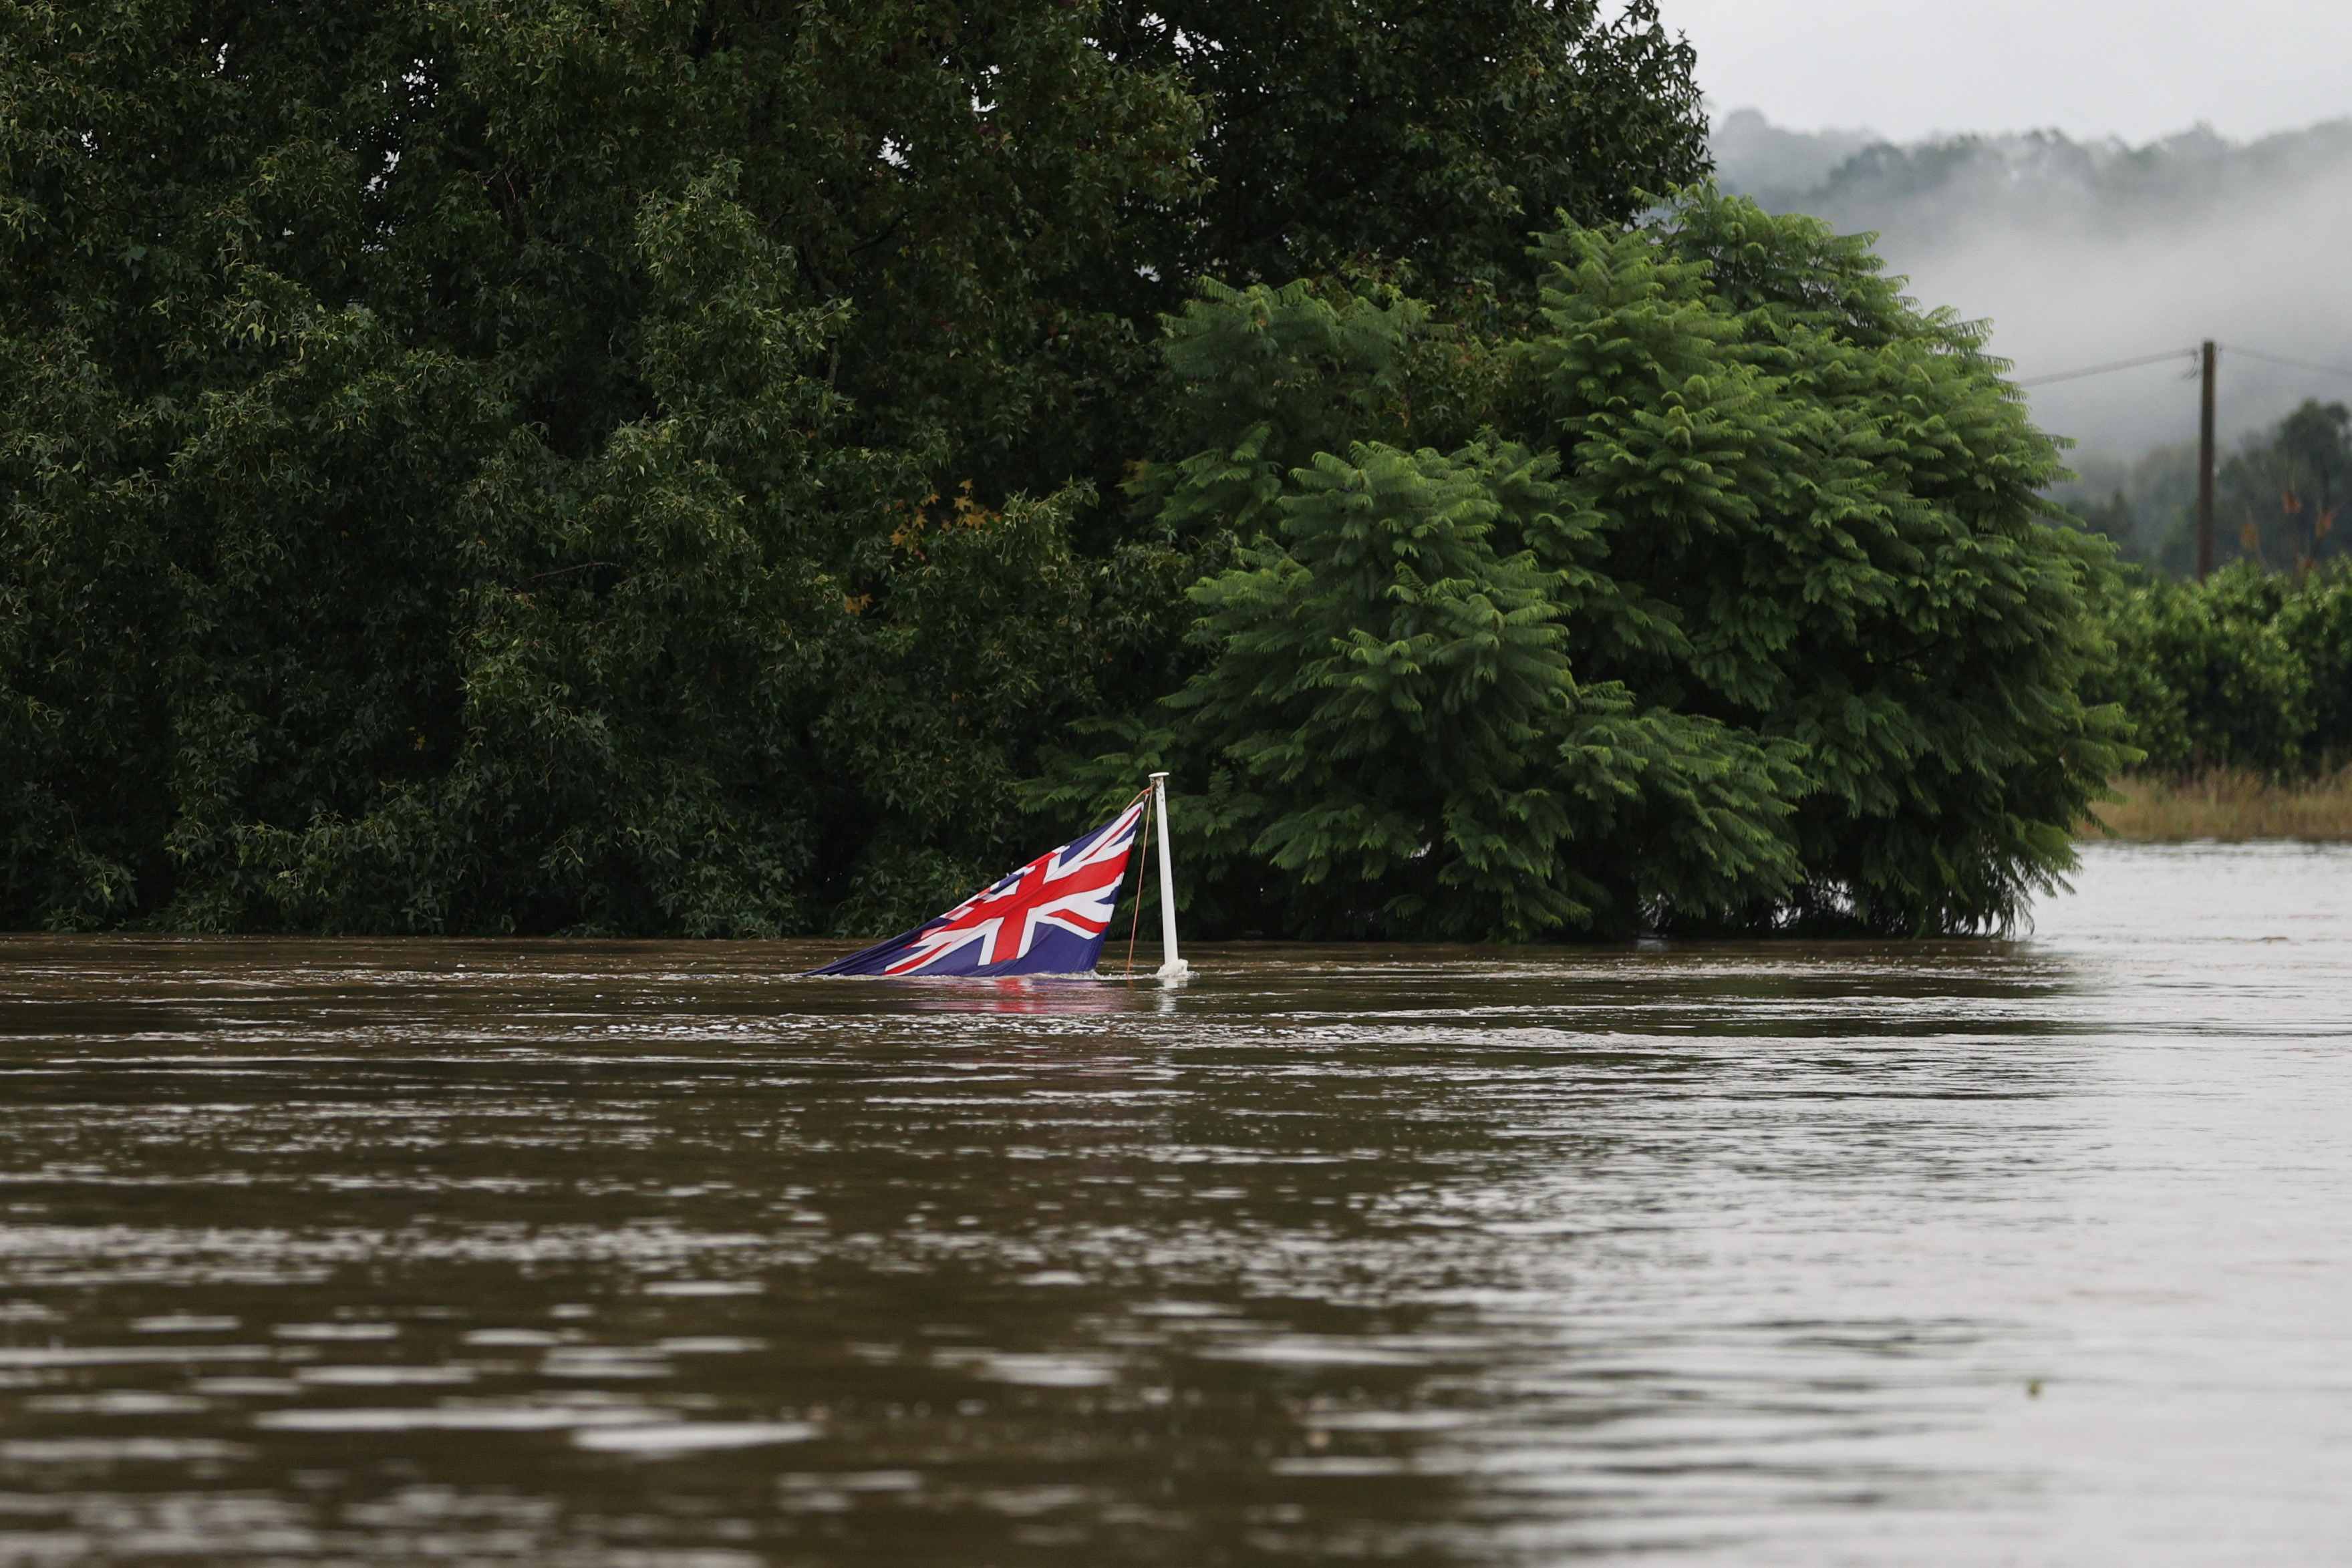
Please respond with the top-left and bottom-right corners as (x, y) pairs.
(1122, 785), (1153, 980)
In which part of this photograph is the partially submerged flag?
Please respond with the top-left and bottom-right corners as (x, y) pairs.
(808, 798), (1147, 978)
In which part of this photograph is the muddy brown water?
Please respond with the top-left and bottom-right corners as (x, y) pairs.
(2, 842), (2349, 1565)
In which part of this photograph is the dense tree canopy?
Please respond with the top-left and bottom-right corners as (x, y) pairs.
(0, 0), (1709, 934)
(1038, 194), (2130, 938)
(2, 2), (2125, 940)
(1093, 0), (1705, 295)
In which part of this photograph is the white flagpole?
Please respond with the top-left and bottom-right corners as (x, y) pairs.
(1148, 772), (1189, 982)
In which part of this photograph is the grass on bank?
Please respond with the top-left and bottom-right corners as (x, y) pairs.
(2083, 769), (2352, 842)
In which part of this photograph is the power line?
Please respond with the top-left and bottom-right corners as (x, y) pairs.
(2013, 343), (2352, 389)
(2014, 349), (2196, 388)
(2220, 343), (2352, 382)
(2016, 339), (2351, 582)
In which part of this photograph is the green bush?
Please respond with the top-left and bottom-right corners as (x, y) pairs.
(2090, 566), (2310, 774)
(2276, 567), (2352, 762)
(2093, 561), (2352, 774)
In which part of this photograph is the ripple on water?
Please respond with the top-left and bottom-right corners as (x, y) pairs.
(1, 844), (2351, 1565)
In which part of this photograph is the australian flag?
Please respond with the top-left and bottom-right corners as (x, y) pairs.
(808, 798), (1148, 978)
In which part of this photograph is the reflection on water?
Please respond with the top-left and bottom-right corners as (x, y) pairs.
(2, 842), (2351, 1565)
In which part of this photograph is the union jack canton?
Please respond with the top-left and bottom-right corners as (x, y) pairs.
(807, 799), (1147, 977)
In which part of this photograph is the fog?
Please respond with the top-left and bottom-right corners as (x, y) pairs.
(1712, 110), (2352, 482)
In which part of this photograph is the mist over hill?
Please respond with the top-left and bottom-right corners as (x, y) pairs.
(1711, 109), (2352, 548)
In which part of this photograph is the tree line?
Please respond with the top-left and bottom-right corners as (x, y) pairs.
(3, 1), (2128, 939)
(2061, 397), (2352, 782)
(2067, 399), (2352, 576)
(2089, 563), (2352, 775)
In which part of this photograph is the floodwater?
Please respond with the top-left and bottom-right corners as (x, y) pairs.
(1, 843), (2349, 1567)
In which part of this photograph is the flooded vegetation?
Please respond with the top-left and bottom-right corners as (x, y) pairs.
(3, 842), (2349, 1565)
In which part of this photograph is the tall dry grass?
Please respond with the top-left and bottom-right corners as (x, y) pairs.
(2083, 769), (2352, 842)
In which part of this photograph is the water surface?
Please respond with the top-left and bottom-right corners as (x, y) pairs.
(2, 842), (2349, 1565)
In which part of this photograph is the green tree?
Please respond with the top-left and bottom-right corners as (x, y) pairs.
(0, 0), (1715, 934)
(1095, 0), (1708, 295)
(1044, 191), (2130, 938)
(2216, 400), (2352, 573)
(2140, 401), (2352, 577)
(0, 1), (1191, 931)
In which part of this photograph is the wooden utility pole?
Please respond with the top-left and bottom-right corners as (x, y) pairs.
(2197, 340), (2217, 579)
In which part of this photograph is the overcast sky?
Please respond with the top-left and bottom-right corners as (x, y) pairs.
(1654, 0), (2352, 144)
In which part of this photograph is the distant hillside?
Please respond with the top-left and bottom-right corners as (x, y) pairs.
(1719, 114), (2352, 243)
(1709, 108), (1877, 200)
(1709, 111), (2352, 537)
